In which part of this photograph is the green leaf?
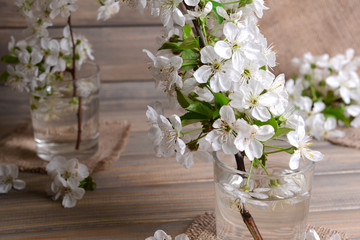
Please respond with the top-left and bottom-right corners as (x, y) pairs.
(179, 35), (199, 50)
(324, 106), (350, 127)
(79, 176), (96, 191)
(214, 93), (230, 108)
(181, 49), (200, 71)
(176, 88), (193, 109)
(180, 112), (208, 126)
(1, 55), (19, 64)
(186, 101), (214, 118)
(183, 24), (194, 40)
(159, 42), (182, 53)
(69, 97), (79, 105)
(210, 0), (225, 24)
(0, 71), (10, 82)
(254, 116), (279, 132)
(265, 127), (294, 142)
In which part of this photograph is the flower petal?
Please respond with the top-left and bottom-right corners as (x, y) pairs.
(194, 65), (212, 83)
(289, 151), (301, 170)
(214, 41), (232, 59)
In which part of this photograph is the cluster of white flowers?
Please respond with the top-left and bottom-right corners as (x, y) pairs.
(46, 156), (89, 208)
(286, 49), (360, 140)
(0, 163), (26, 194)
(146, 230), (189, 240)
(144, 0), (323, 170)
(97, 0), (147, 21)
(2, 0), (94, 103)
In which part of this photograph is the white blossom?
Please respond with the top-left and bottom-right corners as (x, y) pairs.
(0, 164), (26, 193)
(49, 0), (78, 19)
(146, 230), (189, 240)
(234, 120), (274, 161)
(205, 106), (243, 155)
(287, 124), (324, 170)
(97, 0), (120, 21)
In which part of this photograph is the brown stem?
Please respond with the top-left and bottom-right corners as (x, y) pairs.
(182, 2), (206, 48)
(67, 15), (82, 150)
(235, 151), (263, 240)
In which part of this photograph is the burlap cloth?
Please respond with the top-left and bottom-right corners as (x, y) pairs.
(327, 127), (360, 149)
(0, 120), (131, 173)
(185, 212), (351, 240)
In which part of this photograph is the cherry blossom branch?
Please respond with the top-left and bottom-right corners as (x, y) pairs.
(67, 15), (82, 150)
(182, 2), (206, 48)
(235, 151), (263, 240)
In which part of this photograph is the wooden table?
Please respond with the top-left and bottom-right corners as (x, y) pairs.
(1, 0), (360, 239)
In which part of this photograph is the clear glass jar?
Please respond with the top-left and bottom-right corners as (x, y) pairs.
(29, 61), (100, 161)
(213, 151), (315, 240)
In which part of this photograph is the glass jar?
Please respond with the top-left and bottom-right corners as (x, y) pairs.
(29, 61), (100, 161)
(213, 151), (315, 240)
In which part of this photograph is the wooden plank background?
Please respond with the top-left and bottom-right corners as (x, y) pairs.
(1, 0), (360, 239)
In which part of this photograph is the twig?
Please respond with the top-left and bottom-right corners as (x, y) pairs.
(235, 151), (263, 240)
(67, 15), (82, 150)
(181, 2), (206, 48)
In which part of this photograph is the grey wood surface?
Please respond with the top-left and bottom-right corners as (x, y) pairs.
(1, 0), (360, 239)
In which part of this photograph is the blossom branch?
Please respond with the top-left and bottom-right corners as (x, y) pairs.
(235, 151), (263, 240)
(67, 15), (82, 150)
(182, 2), (206, 48)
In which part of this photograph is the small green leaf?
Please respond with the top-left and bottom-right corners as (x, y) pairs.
(79, 176), (96, 191)
(180, 112), (208, 126)
(265, 127), (294, 142)
(176, 89), (193, 109)
(1, 55), (19, 64)
(181, 49), (200, 71)
(69, 97), (79, 105)
(210, 0), (225, 24)
(324, 106), (350, 127)
(0, 71), (10, 82)
(186, 101), (214, 118)
(179, 35), (199, 50)
(259, 65), (267, 71)
(254, 116), (279, 132)
(159, 42), (182, 53)
(182, 24), (194, 40)
(214, 93), (230, 108)
(30, 104), (38, 111)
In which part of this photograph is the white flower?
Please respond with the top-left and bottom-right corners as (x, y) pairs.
(214, 22), (261, 73)
(245, 0), (269, 18)
(326, 70), (359, 104)
(205, 105), (243, 154)
(194, 46), (240, 92)
(143, 49), (183, 96)
(146, 230), (189, 240)
(46, 156), (89, 186)
(229, 80), (279, 121)
(347, 105), (360, 128)
(186, 2), (213, 19)
(50, 175), (85, 208)
(152, 114), (186, 157)
(158, 0), (185, 29)
(49, 0), (78, 19)
(41, 38), (60, 67)
(176, 139), (212, 168)
(287, 125), (324, 170)
(97, 0), (120, 21)
(184, 0), (199, 6)
(234, 120), (274, 161)
(0, 164), (26, 193)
